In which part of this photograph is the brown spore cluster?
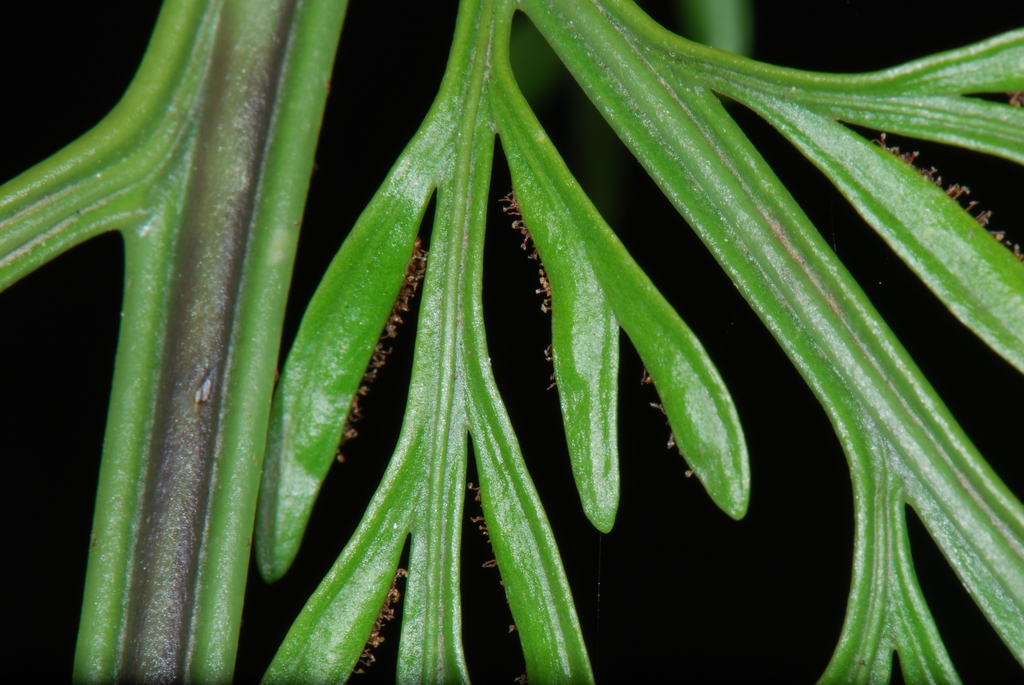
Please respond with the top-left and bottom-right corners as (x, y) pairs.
(500, 191), (557, 392)
(500, 192), (552, 313)
(467, 482), (525, 680)
(873, 133), (1022, 262)
(352, 568), (409, 675)
(467, 483), (500, 574)
(642, 368), (693, 477)
(337, 238), (428, 463)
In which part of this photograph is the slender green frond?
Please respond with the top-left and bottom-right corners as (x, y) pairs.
(797, 96), (1024, 165)
(261, 458), (414, 682)
(497, 171), (623, 532)
(525, 0), (1024, 671)
(256, 128), (441, 583)
(492, 24), (749, 520)
(468, 70), (595, 685)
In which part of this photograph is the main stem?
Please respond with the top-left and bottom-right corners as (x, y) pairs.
(72, 0), (348, 680)
(121, 1), (297, 679)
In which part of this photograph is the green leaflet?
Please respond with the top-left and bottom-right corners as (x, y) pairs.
(466, 367), (597, 685)
(462, 116), (595, 683)
(794, 95), (1024, 165)
(492, 55), (749, 521)
(635, 15), (1024, 163)
(390, 118), (486, 685)
(256, 126), (440, 583)
(495, 143), (621, 529)
(536, 215), (624, 533)
(264, 159), (479, 679)
(656, 22), (1024, 373)
(847, 29), (1024, 95)
(499, 176), (623, 533)
(643, 19), (1024, 162)
(261, 463), (414, 683)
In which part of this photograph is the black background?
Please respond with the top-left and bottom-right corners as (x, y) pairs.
(2, 1), (1023, 682)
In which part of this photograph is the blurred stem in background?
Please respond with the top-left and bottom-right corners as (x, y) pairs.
(675, 0), (753, 57)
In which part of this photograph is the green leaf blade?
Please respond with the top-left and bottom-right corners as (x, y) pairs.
(798, 95), (1024, 165)
(262, 465), (414, 684)
(390, 149), (489, 684)
(467, 396), (596, 685)
(464, 203), (596, 685)
(256, 137), (438, 583)
(550, 293), (621, 533)
(863, 28), (1024, 96)
(492, 64), (749, 520)
(444, 59), (597, 677)
(497, 174), (622, 532)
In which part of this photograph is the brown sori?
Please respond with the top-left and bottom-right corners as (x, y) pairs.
(337, 238), (428, 463)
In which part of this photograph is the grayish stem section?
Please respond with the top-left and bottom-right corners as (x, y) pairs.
(121, 1), (297, 680)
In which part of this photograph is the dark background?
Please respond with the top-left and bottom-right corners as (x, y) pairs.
(2, 1), (1022, 682)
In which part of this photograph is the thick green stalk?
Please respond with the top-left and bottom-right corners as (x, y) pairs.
(119, 3), (300, 677)
(0, 0), (359, 680)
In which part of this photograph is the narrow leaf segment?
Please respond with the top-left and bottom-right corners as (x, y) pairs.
(491, 43), (750, 519)
(256, 127), (438, 583)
